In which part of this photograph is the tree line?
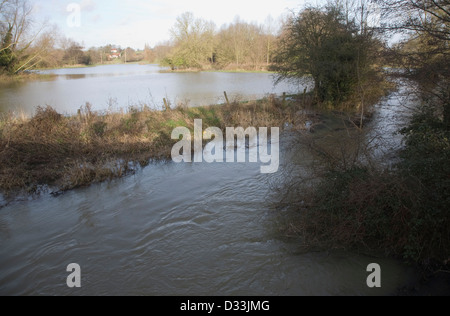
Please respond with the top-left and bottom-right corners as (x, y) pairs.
(1, 0), (448, 119)
(0, 0), (158, 73)
(0, 0), (280, 74)
(278, 0), (450, 264)
(158, 12), (278, 71)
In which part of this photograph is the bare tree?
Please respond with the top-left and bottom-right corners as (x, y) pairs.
(167, 12), (216, 69)
(374, 0), (450, 127)
(264, 15), (278, 66)
(0, 0), (9, 14)
(374, 0), (450, 40)
(0, 0), (48, 74)
(216, 17), (268, 69)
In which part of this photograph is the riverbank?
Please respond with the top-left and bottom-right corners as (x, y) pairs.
(159, 68), (275, 74)
(0, 95), (309, 198)
(33, 60), (143, 71)
(32, 60), (275, 74)
(0, 73), (56, 84)
(273, 83), (450, 269)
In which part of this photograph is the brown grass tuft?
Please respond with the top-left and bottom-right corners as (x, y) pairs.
(0, 95), (309, 196)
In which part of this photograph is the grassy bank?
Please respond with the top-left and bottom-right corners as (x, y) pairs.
(0, 96), (307, 196)
(161, 68), (275, 74)
(33, 60), (152, 72)
(157, 68), (275, 74)
(0, 73), (57, 84)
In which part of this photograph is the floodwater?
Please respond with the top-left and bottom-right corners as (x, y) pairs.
(0, 64), (300, 115)
(0, 142), (413, 296)
(0, 71), (417, 296)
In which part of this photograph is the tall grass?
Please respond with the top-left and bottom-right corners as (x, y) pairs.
(0, 95), (306, 196)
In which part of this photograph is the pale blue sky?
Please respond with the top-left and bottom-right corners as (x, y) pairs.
(31, 0), (309, 49)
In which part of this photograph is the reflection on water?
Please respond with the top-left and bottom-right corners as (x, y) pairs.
(59, 74), (89, 80)
(0, 64), (300, 115)
(366, 82), (417, 166)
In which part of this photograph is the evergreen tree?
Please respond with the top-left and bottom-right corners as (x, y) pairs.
(0, 24), (17, 74)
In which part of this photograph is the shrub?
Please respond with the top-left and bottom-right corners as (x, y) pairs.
(293, 107), (450, 264)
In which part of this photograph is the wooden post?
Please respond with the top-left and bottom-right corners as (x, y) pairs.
(163, 98), (170, 111)
(282, 92), (286, 108)
(224, 91), (230, 105)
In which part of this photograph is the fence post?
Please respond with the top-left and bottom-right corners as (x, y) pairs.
(224, 91), (230, 105)
(163, 98), (170, 111)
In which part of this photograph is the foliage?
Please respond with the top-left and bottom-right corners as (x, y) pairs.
(63, 43), (90, 66)
(215, 17), (275, 70)
(165, 12), (216, 69)
(0, 4), (280, 72)
(273, 4), (382, 104)
(377, 0), (450, 129)
(0, 24), (17, 74)
(284, 1), (450, 265)
(288, 105), (450, 264)
(158, 13), (278, 71)
(0, 0), (54, 74)
(397, 107), (450, 261)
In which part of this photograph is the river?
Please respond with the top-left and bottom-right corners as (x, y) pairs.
(0, 67), (417, 295)
(0, 64), (299, 115)
(0, 138), (414, 296)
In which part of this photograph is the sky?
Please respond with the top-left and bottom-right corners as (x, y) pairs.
(30, 0), (310, 50)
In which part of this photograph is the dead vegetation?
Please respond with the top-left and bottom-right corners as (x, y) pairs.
(0, 95), (307, 196)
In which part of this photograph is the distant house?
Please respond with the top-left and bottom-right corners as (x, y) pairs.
(108, 49), (121, 60)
